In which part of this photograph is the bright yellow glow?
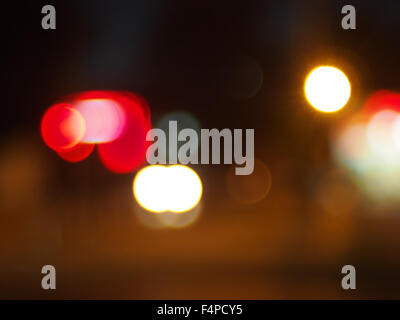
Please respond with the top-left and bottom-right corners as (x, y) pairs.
(305, 66), (351, 113)
(133, 165), (203, 213)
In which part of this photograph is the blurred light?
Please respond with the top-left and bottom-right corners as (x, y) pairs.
(157, 111), (201, 160)
(133, 165), (203, 213)
(157, 111), (201, 136)
(226, 159), (272, 204)
(392, 115), (400, 150)
(41, 91), (151, 169)
(362, 90), (400, 115)
(57, 143), (95, 162)
(135, 205), (201, 229)
(366, 110), (400, 160)
(334, 119), (370, 169)
(133, 165), (169, 213)
(74, 98), (125, 143)
(332, 91), (400, 207)
(97, 92), (151, 173)
(156, 206), (200, 228)
(167, 165), (203, 212)
(41, 103), (85, 151)
(305, 66), (351, 113)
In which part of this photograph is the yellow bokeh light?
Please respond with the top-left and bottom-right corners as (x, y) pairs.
(133, 165), (203, 213)
(305, 66), (351, 113)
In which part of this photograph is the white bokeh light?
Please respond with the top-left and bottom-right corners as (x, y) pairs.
(133, 165), (202, 213)
(305, 66), (351, 113)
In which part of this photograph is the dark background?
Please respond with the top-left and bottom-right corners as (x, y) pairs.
(1, 0), (400, 299)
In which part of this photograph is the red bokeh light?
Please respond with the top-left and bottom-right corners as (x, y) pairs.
(41, 103), (85, 152)
(97, 92), (151, 173)
(57, 143), (95, 162)
(362, 90), (400, 115)
(41, 91), (151, 170)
